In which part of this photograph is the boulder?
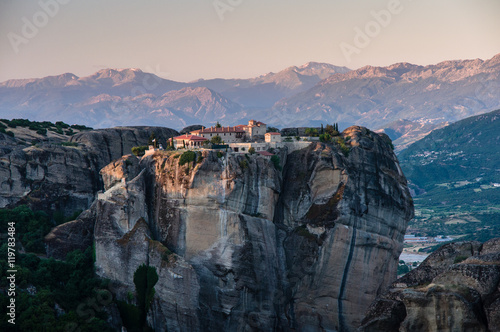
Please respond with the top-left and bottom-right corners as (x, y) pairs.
(360, 240), (500, 332)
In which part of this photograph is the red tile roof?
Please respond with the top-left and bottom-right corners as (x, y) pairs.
(172, 135), (208, 141)
(197, 126), (245, 133)
(266, 132), (280, 135)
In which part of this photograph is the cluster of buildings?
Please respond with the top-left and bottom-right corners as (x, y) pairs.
(403, 234), (454, 243)
(168, 120), (284, 155)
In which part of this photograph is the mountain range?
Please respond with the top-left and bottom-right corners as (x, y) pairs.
(0, 63), (348, 129)
(270, 54), (500, 128)
(1, 54), (499, 148)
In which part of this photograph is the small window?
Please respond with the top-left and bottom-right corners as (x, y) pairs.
(234, 147), (239, 152)
(242, 148), (245, 151)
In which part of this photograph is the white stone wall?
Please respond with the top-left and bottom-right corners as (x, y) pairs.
(300, 136), (320, 141)
(226, 141), (312, 154)
(254, 124), (266, 136)
(173, 139), (206, 149)
(269, 141), (312, 154)
(244, 121), (267, 139)
(199, 132), (240, 143)
(265, 134), (282, 143)
(229, 142), (269, 153)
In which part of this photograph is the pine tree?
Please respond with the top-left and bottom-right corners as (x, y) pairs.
(148, 132), (157, 147)
(321, 124), (324, 134)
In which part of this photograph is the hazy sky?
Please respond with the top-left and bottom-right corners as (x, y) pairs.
(1, 0), (499, 82)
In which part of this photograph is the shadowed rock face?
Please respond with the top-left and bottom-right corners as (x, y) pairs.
(45, 202), (97, 259)
(0, 141), (102, 213)
(70, 126), (178, 167)
(359, 239), (500, 332)
(86, 126), (413, 331)
(0, 126), (178, 214)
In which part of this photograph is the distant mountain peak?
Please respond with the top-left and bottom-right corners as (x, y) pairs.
(162, 86), (216, 97)
(485, 52), (500, 66)
(2, 53), (499, 132)
(81, 68), (162, 87)
(298, 62), (337, 69)
(0, 72), (80, 88)
(294, 62), (350, 75)
(273, 52), (500, 130)
(92, 68), (142, 77)
(322, 65), (395, 84)
(321, 53), (500, 85)
(386, 62), (420, 73)
(60, 72), (79, 79)
(356, 65), (394, 76)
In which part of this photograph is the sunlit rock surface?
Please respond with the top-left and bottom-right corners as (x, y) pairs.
(89, 126), (413, 331)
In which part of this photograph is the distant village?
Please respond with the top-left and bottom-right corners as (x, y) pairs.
(403, 234), (454, 244)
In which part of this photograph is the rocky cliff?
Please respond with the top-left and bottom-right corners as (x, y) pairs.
(0, 135), (101, 213)
(0, 126), (178, 215)
(359, 239), (500, 332)
(87, 126), (413, 331)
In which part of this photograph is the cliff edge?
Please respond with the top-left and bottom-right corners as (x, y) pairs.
(74, 126), (413, 331)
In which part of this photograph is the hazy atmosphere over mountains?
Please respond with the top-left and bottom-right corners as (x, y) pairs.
(0, 62), (349, 129)
(1, 54), (499, 148)
(271, 53), (500, 128)
(2, 0), (500, 330)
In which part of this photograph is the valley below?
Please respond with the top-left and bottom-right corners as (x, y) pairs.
(398, 109), (500, 262)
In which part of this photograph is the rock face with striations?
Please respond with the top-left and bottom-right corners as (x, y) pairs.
(0, 126), (177, 260)
(0, 126), (178, 214)
(70, 126), (178, 169)
(359, 239), (500, 332)
(91, 126), (413, 331)
(0, 138), (102, 213)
